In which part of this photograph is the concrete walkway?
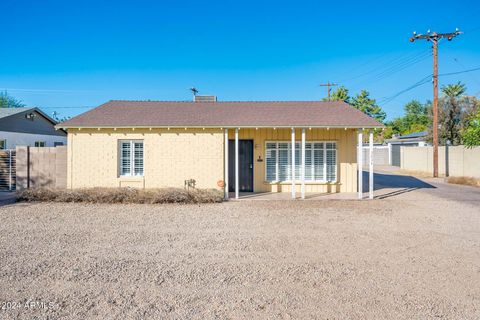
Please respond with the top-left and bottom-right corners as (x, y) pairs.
(230, 166), (480, 203)
(229, 192), (357, 200)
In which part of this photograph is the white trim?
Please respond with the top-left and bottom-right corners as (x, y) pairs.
(301, 129), (306, 199)
(357, 130), (363, 200)
(118, 140), (144, 177)
(235, 128), (239, 199)
(224, 129), (229, 200)
(291, 128), (296, 199)
(369, 131), (374, 200)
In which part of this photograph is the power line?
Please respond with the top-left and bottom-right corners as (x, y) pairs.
(438, 66), (480, 77)
(338, 49), (430, 84)
(378, 74), (432, 105)
(364, 51), (431, 85)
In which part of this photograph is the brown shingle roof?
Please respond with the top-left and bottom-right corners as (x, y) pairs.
(59, 100), (383, 128)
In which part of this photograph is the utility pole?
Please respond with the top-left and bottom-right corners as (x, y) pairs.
(319, 82), (338, 101)
(410, 29), (461, 177)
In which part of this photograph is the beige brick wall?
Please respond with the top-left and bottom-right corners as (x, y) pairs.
(401, 145), (480, 178)
(67, 129), (224, 189)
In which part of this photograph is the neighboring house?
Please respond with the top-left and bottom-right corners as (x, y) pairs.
(385, 131), (428, 167)
(0, 107), (67, 149)
(58, 98), (382, 197)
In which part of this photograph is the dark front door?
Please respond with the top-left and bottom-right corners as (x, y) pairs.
(228, 140), (254, 192)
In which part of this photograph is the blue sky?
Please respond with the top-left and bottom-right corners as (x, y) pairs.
(1, 0), (479, 120)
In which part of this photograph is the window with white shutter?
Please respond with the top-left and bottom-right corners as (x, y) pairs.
(265, 141), (336, 182)
(119, 140), (144, 176)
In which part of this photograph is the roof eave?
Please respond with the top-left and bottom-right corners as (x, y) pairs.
(56, 124), (385, 130)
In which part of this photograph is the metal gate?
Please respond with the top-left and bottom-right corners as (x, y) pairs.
(391, 145), (401, 166)
(0, 150), (16, 191)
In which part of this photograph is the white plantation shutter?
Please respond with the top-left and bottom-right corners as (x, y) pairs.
(278, 143), (290, 181)
(295, 142), (301, 179)
(305, 143), (313, 180)
(134, 142), (144, 176)
(266, 143), (277, 181)
(313, 143), (324, 181)
(119, 140), (144, 176)
(120, 141), (131, 175)
(326, 142), (336, 181)
(265, 141), (336, 182)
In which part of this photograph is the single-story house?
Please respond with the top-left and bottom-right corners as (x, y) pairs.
(58, 97), (382, 199)
(0, 107), (67, 149)
(386, 131), (428, 166)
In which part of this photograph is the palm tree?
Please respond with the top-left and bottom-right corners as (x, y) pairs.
(437, 82), (471, 145)
(441, 82), (466, 98)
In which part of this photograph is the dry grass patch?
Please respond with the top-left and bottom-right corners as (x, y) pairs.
(447, 176), (480, 188)
(16, 187), (224, 204)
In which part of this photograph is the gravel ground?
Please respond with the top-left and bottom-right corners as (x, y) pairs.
(0, 196), (479, 319)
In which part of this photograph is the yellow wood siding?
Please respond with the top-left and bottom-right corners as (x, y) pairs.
(228, 128), (358, 193)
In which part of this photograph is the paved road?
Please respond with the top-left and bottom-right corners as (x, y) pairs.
(363, 167), (480, 205)
(0, 192), (15, 206)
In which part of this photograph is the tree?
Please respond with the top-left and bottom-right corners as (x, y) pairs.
(0, 91), (25, 108)
(323, 86), (350, 103)
(429, 82), (478, 145)
(385, 101), (428, 138)
(51, 111), (71, 123)
(351, 90), (386, 123)
(462, 108), (480, 148)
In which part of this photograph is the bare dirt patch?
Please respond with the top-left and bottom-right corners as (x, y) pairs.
(0, 199), (479, 319)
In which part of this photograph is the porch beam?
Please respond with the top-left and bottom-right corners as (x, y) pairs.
(291, 128), (296, 199)
(224, 129), (229, 200)
(369, 130), (374, 200)
(358, 129), (363, 200)
(235, 128), (239, 199)
(301, 128), (306, 199)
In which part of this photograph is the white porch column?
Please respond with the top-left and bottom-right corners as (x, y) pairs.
(369, 130), (374, 200)
(358, 129), (363, 200)
(301, 128), (306, 199)
(224, 129), (229, 200)
(235, 128), (239, 199)
(291, 128), (296, 199)
(388, 143), (392, 165)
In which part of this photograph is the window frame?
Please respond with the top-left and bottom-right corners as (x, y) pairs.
(265, 140), (337, 183)
(118, 140), (144, 177)
(34, 141), (46, 147)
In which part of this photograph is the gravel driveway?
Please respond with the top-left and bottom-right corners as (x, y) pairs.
(0, 188), (479, 319)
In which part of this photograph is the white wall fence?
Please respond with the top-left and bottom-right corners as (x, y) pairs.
(400, 146), (480, 178)
(360, 145), (390, 167)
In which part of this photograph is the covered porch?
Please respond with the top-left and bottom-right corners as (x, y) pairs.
(228, 191), (357, 200)
(223, 127), (376, 200)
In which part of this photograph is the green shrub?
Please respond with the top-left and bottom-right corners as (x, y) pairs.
(17, 187), (223, 204)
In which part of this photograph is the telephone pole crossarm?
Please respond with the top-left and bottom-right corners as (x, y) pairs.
(319, 82), (338, 100)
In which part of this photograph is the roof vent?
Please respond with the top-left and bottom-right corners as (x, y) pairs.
(194, 95), (217, 102)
